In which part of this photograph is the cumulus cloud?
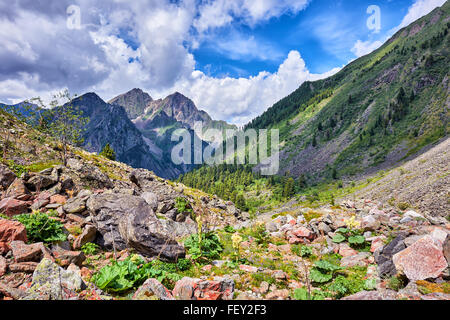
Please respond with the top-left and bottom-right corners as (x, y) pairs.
(351, 40), (383, 57)
(164, 51), (340, 125)
(0, 0), (328, 125)
(397, 0), (447, 29)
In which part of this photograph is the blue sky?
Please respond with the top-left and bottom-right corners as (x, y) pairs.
(0, 0), (446, 124)
(193, 0), (414, 78)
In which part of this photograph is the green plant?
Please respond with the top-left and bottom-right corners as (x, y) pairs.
(99, 143), (116, 161)
(184, 232), (223, 261)
(309, 260), (342, 284)
(292, 287), (325, 300)
(15, 211), (67, 243)
(332, 227), (367, 249)
(81, 243), (100, 255)
(224, 225), (236, 233)
(291, 245), (313, 258)
(92, 255), (183, 293)
(175, 197), (193, 215)
(387, 275), (407, 291)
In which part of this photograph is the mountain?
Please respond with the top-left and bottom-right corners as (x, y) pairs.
(110, 90), (237, 141)
(108, 88), (153, 120)
(246, 2), (449, 183)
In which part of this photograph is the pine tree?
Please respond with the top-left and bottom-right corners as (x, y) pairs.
(100, 143), (116, 161)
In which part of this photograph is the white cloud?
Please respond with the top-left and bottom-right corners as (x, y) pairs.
(351, 40), (383, 57)
(161, 51), (340, 125)
(397, 0), (446, 29)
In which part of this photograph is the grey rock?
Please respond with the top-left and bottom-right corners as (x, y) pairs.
(26, 174), (58, 191)
(141, 192), (158, 211)
(374, 236), (406, 278)
(133, 278), (175, 300)
(22, 258), (84, 300)
(87, 193), (185, 261)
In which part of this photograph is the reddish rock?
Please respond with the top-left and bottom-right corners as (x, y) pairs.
(339, 244), (359, 257)
(0, 219), (27, 254)
(288, 236), (305, 245)
(50, 195), (67, 205)
(340, 252), (370, 268)
(172, 277), (234, 300)
(371, 237), (385, 253)
(292, 226), (313, 239)
(8, 262), (39, 273)
(444, 235), (450, 266)
(5, 179), (30, 200)
(265, 289), (290, 300)
(10, 241), (44, 263)
(239, 265), (258, 273)
(0, 198), (29, 217)
(0, 256), (7, 276)
(393, 235), (448, 281)
(51, 246), (85, 267)
(133, 278), (175, 300)
(201, 265), (212, 272)
(80, 267), (93, 280)
(72, 224), (97, 250)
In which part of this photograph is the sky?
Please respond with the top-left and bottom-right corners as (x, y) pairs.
(0, 0), (446, 125)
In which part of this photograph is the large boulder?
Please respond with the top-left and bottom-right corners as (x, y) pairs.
(393, 235), (448, 281)
(72, 224), (97, 250)
(374, 235), (406, 278)
(0, 219), (27, 254)
(87, 193), (185, 261)
(172, 277), (234, 300)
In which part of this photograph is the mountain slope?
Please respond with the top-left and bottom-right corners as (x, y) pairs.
(247, 2), (450, 183)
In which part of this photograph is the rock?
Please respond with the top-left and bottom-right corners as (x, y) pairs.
(292, 226), (313, 239)
(317, 222), (331, 234)
(88, 193), (185, 262)
(340, 252), (370, 268)
(444, 235), (450, 266)
(239, 265), (258, 273)
(21, 258), (83, 300)
(430, 228), (449, 246)
(273, 270), (287, 280)
(0, 219), (27, 254)
(159, 218), (197, 239)
(370, 237), (386, 253)
(8, 262), (39, 273)
(10, 241), (45, 263)
(140, 192), (158, 211)
(5, 179), (30, 200)
(392, 235), (448, 281)
(63, 197), (87, 214)
(0, 198), (29, 216)
(266, 221), (278, 233)
(72, 225), (97, 250)
(50, 195), (67, 205)
(67, 158), (113, 190)
(172, 277), (234, 300)
(0, 255), (7, 276)
(0, 164), (16, 190)
(26, 174), (58, 191)
(404, 235), (425, 247)
(51, 246), (85, 267)
(338, 243), (359, 258)
(235, 292), (259, 300)
(341, 291), (383, 300)
(374, 235), (406, 278)
(133, 278), (175, 300)
(265, 289), (290, 300)
(361, 215), (381, 231)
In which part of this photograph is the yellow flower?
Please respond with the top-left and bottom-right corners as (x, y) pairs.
(345, 215), (360, 229)
(231, 233), (243, 250)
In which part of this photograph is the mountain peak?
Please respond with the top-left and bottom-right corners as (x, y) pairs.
(109, 88), (153, 120)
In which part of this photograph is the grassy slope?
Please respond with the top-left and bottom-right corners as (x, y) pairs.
(247, 3), (449, 183)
